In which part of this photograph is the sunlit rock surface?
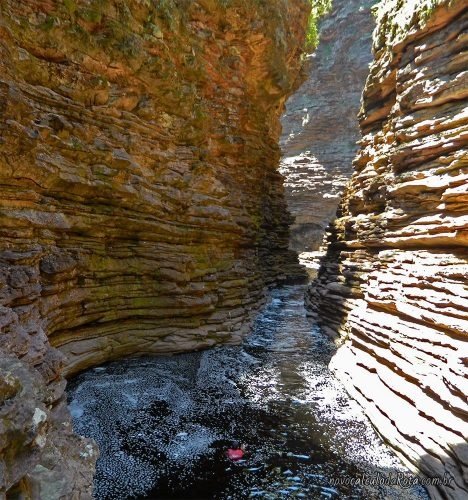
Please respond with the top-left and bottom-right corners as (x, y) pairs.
(280, 0), (377, 252)
(0, 0), (308, 495)
(307, 1), (468, 498)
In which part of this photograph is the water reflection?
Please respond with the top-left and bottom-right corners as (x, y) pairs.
(68, 286), (427, 499)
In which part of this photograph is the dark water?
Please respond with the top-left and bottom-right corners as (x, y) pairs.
(68, 286), (428, 499)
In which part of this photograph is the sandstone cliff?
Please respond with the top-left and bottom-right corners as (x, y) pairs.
(280, 0), (377, 253)
(306, 1), (468, 498)
(0, 0), (309, 496)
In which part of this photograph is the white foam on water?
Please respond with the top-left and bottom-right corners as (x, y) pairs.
(68, 285), (428, 500)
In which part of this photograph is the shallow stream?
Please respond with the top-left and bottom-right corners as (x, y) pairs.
(68, 285), (428, 499)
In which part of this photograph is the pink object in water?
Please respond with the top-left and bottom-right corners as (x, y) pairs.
(227, 448), (244, 460)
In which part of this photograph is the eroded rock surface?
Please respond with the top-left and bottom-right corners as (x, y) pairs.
(280, 0), (377, 252)
(0, 350), (97, 499)
(0, 0), (308, 496)
(307, 1), (468, 498)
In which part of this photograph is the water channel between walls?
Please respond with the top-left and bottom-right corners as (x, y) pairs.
(68, 285), (429, 500)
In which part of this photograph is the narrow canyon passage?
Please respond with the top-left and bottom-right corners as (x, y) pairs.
(68, 285), (428, 500)
(1, 1), (465, 497)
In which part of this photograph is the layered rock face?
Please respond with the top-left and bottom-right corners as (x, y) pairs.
(0, 0), (308, 496)
(307, 0), (468, 498)
(280, 0), (377, 253)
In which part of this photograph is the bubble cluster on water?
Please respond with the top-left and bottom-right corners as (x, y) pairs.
(68, 286), (428, 499)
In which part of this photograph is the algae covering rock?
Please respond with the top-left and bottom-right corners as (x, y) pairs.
(306, 1), (468, 498)
(0, 0), (309, 496)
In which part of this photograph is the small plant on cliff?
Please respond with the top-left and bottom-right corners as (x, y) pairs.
(306, 0), (332, 50)
(39, 15), (57, 31)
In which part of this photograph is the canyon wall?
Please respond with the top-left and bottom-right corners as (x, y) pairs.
(0, 0), (309, 496)
(280, 0), (377, 253)
(307, 0), (468, 498)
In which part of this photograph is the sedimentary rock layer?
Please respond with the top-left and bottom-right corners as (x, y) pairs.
(307, 1), (468, 498)
(0, 0), (308, 496)
(280, 0), (377, 252)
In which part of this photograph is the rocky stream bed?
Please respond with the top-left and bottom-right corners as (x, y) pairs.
(68, 286), (428, 499)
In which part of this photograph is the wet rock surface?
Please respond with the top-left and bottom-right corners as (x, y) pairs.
(68, 286), (428, 499)
(280, 0), (377, 252)
(306, 1), (468, 498)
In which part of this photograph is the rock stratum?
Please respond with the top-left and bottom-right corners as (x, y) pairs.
(307, 0), (468, 498)
(280, 0), (377, 253)
(0, 0), (309, 496)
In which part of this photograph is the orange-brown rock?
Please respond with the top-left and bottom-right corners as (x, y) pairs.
(307, 1), (468, 498)
(0, 0), (309, 496)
